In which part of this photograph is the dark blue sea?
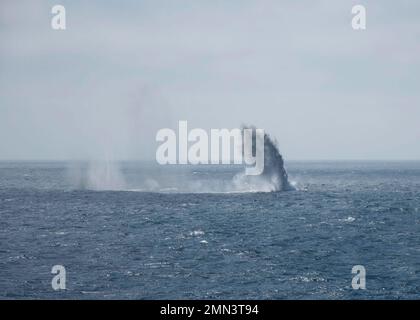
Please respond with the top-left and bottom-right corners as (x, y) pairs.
(0, 161), (419, 299)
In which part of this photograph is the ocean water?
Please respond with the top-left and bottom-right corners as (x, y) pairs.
(0, 161), (419, 299)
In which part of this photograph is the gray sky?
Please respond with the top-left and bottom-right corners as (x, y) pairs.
(1, 0), (419, 160)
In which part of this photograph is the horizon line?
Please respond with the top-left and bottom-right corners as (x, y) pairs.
(1, 159), (420, 162)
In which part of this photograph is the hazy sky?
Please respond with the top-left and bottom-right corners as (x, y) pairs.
(1, 0), (419, 160)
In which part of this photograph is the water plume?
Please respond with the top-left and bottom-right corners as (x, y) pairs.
(68, 160), (126, 191)
(232, 126), (294, 192)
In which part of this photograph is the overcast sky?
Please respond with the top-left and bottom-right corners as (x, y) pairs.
(1, 0), (419, 160)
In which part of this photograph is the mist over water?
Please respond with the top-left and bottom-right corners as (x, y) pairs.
(67, 129), (293, 193)
(68, 161), (126, 191)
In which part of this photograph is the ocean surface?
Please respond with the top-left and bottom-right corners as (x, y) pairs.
(0, 161), (419, 299)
